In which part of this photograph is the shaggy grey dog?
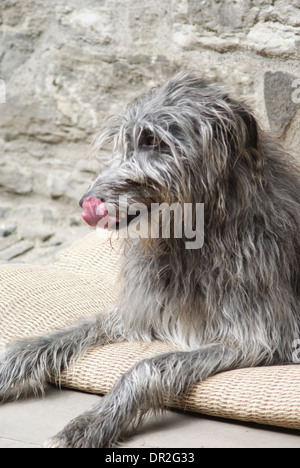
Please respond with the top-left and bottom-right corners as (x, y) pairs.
(0, 72), (299, 448)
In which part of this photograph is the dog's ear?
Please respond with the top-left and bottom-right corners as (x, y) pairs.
(238, 106), (259, 151)
(220, 96), (261, 160)
(231, 103), (264, 179)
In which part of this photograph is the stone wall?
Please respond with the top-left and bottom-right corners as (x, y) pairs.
(0, 0), (300, 263)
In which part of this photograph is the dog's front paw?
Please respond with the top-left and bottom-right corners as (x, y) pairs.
(0, 340), (47, 401)
(0, 346), (18, 402)
(45, 413), (92, 448)
(45, 410), (118, 448)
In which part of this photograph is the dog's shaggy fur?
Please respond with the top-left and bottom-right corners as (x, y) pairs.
(0, 72), (299, 447)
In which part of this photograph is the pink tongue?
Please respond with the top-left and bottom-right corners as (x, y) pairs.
(81, 197), (116, 228)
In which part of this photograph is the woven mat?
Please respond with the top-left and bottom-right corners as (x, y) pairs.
(0, 230), (299, 430)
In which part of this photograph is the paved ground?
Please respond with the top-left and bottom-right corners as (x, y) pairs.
(0, 386), (299, 448)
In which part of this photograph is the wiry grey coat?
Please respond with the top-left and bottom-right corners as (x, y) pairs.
(0, 72), (299, 447)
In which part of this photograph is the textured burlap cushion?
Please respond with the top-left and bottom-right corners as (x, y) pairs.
(0, 229), (299, 430)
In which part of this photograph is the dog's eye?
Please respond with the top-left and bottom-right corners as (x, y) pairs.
(139, 130), (160, 148)
(146, 134), (160, 146)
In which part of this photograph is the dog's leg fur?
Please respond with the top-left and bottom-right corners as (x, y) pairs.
(0, 308), (122, 401)
(47, 344), (241, 448)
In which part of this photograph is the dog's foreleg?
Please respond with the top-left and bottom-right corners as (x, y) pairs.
(47, 344), (241, 448)
(0, 309), (121, 401)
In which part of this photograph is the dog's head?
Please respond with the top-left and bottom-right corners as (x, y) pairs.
(80, 71), (263, 229)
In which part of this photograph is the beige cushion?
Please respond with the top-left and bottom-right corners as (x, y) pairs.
(0, 230), (299, 430)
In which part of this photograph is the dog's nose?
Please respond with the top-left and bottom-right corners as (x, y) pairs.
(79, 192), (103, 207)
